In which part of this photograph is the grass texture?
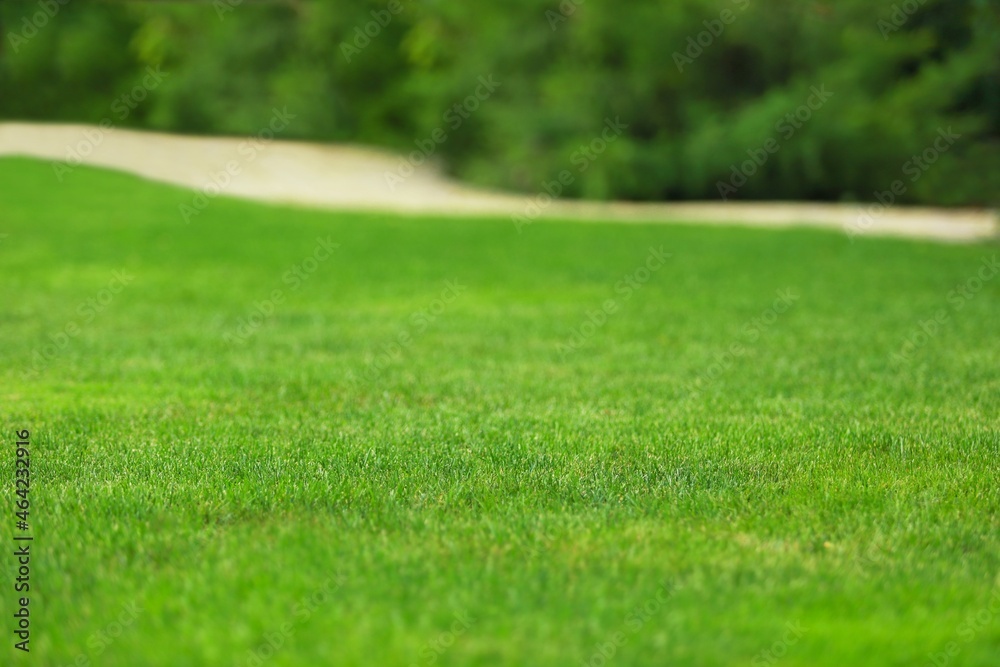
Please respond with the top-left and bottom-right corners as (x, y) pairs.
(1, 157), (998, 666)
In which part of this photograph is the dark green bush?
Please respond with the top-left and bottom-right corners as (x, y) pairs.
(1, 0), (996, 205)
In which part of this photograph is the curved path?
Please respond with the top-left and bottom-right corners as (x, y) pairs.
(1, 122), (995, 242)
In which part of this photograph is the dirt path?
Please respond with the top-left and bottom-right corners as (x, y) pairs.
(1, 121), (995, 242)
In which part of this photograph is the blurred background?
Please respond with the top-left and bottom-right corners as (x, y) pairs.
(1, 0), (998, 206)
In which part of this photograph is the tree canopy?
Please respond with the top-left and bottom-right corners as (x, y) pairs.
(2, 0), (997, 205)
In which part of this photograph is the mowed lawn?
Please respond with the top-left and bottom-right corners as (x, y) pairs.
(1, 156), (999, 666)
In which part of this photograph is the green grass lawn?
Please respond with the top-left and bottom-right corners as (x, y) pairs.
(2, 156), (999, 666)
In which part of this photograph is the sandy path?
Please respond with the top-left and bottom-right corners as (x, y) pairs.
(1, 122), (995, 243)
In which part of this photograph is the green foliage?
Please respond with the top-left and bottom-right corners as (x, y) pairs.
(1, 0), (997, 204)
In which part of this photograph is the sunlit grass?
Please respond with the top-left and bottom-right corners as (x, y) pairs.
(1, 157), (998, 666)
